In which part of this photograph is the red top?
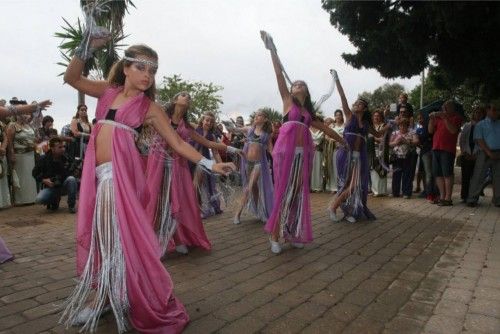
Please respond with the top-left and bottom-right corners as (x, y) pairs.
(432, 114), (463, 154)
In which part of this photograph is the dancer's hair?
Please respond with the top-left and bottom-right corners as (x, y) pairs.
(356, 98), (373, 128)
(254, 109), (272, 133)
(290, 80), (318, 121)
(165, 91), (193, 129)
(107, 44), (158, 100)
(198, 112), (217, 132)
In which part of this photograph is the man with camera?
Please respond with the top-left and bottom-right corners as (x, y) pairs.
(32, 137), (78, 213)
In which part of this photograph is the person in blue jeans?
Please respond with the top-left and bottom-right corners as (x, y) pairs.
(32, 137), (78, 212)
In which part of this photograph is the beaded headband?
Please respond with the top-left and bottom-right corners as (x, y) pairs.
(123, 56), (158, 69)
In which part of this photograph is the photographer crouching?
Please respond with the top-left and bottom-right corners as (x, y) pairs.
(32, 137), (78, 213)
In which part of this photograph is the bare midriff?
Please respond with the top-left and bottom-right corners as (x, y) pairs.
(246, 142), (262, 162)
(95, 124), (114, 165)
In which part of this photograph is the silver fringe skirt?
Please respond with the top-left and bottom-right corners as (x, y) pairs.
(60, 162), (129, 333)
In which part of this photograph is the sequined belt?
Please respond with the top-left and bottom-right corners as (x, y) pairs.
(98, 120), (139, 138)
(283, 120), (308, 129)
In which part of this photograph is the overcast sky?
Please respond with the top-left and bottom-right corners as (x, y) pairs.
(1, 0), (420, 131)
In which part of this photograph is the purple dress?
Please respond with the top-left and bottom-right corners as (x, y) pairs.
(265, 104), (314, 243)
(191, 128), (222, 217)
(336, 117), (376, 220)
(240, 127), (274, 222)
(0, 236), (13, 263)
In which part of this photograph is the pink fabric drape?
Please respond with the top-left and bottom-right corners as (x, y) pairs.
(168, 119), (211, 251)
(76, 86), (189, 333)
(265, 104), (314, 243)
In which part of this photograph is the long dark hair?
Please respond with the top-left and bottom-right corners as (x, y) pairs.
(290, 80), (317, 121)
(254, 109), (272, 133)
(165, 92), (193, 130)
(107, 44), (158, 100)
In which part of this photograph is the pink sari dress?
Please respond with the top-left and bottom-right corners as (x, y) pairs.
(62, 86), (189, 333)
(155, 118), (211, 255)
(265, 104), (314, 243)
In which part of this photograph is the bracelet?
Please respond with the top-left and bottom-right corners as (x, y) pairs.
(74, 44), (96, 62)
(197, 157), (214, 171)
(226, 146), (239, 154)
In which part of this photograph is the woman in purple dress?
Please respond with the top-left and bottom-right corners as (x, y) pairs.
(227, 109), (274, 225)
(260, 31), (346, 254)
(329, 71), (388, 223)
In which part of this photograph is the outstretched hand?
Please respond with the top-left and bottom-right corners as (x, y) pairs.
(38, 100), (52, 110)
(260, 30), (276, 52)
(330, 69), (339, 81)
(212, 162), (237, 176)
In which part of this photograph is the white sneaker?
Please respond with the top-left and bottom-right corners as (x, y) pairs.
(328, 208), (341, 222)
(71, 305), (111, 326)
(269, 238), (281, 254)
(175, 245), (189, 254)
(345, 215), (356, 223)
(291, 242), (304, 249)
(233, 216), (241, 225)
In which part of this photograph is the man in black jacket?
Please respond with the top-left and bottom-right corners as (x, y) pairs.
(32, 137), (78, 212)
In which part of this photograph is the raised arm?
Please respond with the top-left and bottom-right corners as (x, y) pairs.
(189, 129), (227, 151)
(260, 31), (291, 108)
(0, 101), (52, 119)
(332, 70), (352, 121)
(311, 119), (346, 145)
(64, 56), (109, 98)
(63, 37), (110, 98)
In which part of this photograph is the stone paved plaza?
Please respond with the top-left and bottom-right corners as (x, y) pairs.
(1, 188), (499, 333)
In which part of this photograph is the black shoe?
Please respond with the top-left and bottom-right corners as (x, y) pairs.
(69, 206), (77, 214)
(467, 202), (477, 207)
(438, 199), (453, 206)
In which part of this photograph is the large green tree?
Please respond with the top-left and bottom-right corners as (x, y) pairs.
(358, 83), (405, 109)
(157, 74), (224, 122)
(321, 1), (500, 101)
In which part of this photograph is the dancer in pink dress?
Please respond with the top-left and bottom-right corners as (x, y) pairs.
(260, 31), (346, 254)
(60, 39), (235, 333)
(156, 91), (240, 256)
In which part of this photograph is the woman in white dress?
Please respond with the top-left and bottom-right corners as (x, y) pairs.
(6, 114), (37, 205)
(324, 110), (345, 193)
(370, 109), (388, 196)
(310, 126), (325, 192)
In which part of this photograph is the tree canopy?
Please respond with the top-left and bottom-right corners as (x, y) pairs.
(358, 83), (405, 110)
(321, 1), (500, 101)
(157, 74), (224, 122)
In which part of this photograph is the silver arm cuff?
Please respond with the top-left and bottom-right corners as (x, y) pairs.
(197, 157), (215, 171)
(226, 146), (239, 154)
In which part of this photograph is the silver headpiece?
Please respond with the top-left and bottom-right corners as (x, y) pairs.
(123, 56), (158, 69)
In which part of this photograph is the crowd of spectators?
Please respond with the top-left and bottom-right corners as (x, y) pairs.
(303, 92), (500, 208)
(0, 98), (91, 212)
(1, 93), (498, 214)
